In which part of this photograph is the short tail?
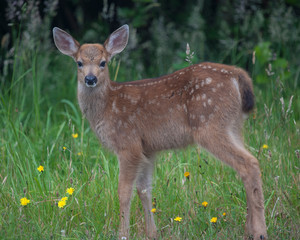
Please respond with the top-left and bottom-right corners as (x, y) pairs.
(238, 70), (255, 113)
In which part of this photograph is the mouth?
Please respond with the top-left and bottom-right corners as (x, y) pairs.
(85, 82), (97, 88)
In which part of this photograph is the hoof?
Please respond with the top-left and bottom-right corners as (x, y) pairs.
(244, 234), (268, 240)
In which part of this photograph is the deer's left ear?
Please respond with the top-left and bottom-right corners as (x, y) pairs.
(104, 25), (129, 61)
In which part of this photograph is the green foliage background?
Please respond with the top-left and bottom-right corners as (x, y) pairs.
(0, 0), (299, 239)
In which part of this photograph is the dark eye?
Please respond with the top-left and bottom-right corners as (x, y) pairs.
(77, 61), (83, 68)
(100, 61), (106, 68)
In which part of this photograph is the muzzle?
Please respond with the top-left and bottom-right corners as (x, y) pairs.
(85, 74), (97, 88)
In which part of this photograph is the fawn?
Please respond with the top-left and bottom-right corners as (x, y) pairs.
(53, 25), (267, 240)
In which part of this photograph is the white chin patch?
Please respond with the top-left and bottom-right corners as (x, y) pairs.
(86, 83), (97, 88)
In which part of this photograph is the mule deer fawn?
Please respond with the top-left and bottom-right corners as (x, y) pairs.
(53, 25), (267, 240)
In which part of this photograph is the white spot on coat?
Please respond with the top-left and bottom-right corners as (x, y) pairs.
(200, 115), (205, 123)
(205, 77), (212, 84)
(112, 100), (119, 113)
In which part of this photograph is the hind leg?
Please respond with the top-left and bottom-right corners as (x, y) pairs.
(194, 128), (267, 240)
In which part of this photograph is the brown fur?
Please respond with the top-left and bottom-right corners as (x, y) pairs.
(53, 25), (267, 240)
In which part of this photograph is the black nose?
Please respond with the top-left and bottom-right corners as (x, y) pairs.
(85, 75), (97, 86)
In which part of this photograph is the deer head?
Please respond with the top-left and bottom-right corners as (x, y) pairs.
(53, 25), (129, 88)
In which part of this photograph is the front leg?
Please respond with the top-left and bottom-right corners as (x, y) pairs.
(118, 151), (142, 240)
(136, 159), (157, 239)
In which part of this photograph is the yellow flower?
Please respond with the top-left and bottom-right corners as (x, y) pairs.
(202, 201), (208, 207)
(210, 217), (217, 223)
(184, 172), (190, 178)
(262, 144), (268, 149)
(66, 187), (75, 195)
(37, 165), (44, 172)
(63, 146), (67, 151)
(20, 197), (30, 206)
(77, 152), (83, 156)
(223, 212), (226, 216)
(58, 200), (66, 208)
(151, 208), (156, 213)
(174, 216), (182, 222)
(61, 197), (68, 202)
(72, 133), (78, 139)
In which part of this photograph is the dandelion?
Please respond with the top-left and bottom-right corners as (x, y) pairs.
(37, 165), (44, 172)
(58, 196), (68, 208)
(77, 152), (83, 156)
(63, 146), (67, 151)
(72, 133), (78, 139)
(61, 197), (68, 202)
(223, 212), (226, 216)
(66, 187), (75, 195)
(174, 216), (182, 222)
(184, 172), (190, 178)
(151, 208), (156, 213)
(20, 197), (30, 206)
(202, 201), (208, 208)
(58, 200), (66, 208)
(262, 144), (268, 149)
(210, 217), (217, 223)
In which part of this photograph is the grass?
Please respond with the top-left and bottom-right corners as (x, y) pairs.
(0, 41), (299, 240)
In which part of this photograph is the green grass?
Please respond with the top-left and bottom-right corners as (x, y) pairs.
(0, 46), (299, 240)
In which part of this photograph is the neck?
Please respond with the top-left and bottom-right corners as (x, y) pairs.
(77, 77), (110, 128)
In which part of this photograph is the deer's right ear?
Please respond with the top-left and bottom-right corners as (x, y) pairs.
(53, 27), (80, 58)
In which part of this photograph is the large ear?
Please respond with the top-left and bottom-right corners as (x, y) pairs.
(53, 27), (80, 58)
(104, 24), (129, 60)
